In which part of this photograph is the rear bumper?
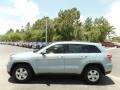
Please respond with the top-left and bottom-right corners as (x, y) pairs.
(104, 62), (112, 75)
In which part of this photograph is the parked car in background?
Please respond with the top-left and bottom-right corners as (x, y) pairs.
(32, 42), (37, 49)
(102, 41), (115, 47)
(36, 42), (42, 49)
(18, 41), (24, 47)
(28, 42), (33, 48)
(0, 41), (48, 49)
(7, 41), (112, 84)
(41, 42), (47, 48)
(22, 42), (28, 48)
(32, 42), (47, 49)
(114, 42), (120, 48)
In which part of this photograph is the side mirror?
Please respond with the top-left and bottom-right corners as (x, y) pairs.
(41, 50), (47, 55)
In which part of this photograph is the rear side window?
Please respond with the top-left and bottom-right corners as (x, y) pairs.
(81, 45), (101, 53)
(67, 44), (101, 53)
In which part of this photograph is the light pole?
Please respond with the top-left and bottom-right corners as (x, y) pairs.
(45, 18), (48, 45)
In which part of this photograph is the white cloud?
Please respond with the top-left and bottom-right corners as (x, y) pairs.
(105, 0), (120, 36)
(0, 0), (40, 34)
(0, 19), (21, 34)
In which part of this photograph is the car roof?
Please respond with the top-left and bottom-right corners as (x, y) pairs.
(52, 41), (100, 46)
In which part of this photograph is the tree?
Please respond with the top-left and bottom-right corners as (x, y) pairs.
(31, 17), (54, 42)
(94, 17), (114, 42)
(16, 29), (20, 33)
(73, 21), (84, 40)
(23, 30), (32, 41)
(26, 22), (30, 30)
(53, 8), (81, 41)
(6, 29), (14, 34)
(83, 17), (93, 41)
(88, 28), (101, 42)
(0, 8), (115, 43)
(112, 36), (120, 42)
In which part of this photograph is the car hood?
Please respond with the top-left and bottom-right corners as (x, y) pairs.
(11, 52), (37, 61)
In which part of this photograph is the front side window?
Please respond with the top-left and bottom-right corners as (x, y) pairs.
(46, 44), (66, 53)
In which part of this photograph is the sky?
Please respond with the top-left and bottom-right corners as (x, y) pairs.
(0, 0), (120, 35)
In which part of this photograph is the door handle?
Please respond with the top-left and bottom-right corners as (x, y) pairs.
(80, 56), (87, 59)
(58, 56), (63, 59)
(84, 56), (87, 58)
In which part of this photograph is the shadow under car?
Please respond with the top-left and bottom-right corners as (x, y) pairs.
(8, 74), (115, 86)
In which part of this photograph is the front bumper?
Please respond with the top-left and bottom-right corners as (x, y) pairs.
(7, 61), (13, 75)
(105, 71), (111, 75)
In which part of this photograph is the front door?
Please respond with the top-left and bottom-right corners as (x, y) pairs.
(37, 44), (65, 73)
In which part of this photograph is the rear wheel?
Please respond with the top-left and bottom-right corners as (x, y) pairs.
(12, 65), (33, 83)
(83, 66), (102, 84)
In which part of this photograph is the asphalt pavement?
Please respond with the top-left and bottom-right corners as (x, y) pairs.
(0, 45), (120, 90)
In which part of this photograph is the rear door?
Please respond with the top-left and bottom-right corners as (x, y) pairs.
(64, 44), (88, 74)
(64, 44), (101, 74)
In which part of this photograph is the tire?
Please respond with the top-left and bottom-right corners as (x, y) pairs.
(12, 64), (33, 83)
(83, 66), (102, 84)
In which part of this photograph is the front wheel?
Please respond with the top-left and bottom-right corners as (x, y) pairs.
(83, 66), (102, 84)
(12, 65), (33, 83)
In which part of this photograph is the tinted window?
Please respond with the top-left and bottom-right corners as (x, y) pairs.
(81, 45), (101, 53)
(67, 44), (101, 53)
(67, 44), (83, 53)
(47, 44), (67, 53)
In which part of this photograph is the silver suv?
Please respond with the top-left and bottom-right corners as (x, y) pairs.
(7, 41), (112, 84)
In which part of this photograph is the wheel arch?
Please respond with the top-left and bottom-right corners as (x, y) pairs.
(10, 62), (35, 76)
(81, 63), (105, 75)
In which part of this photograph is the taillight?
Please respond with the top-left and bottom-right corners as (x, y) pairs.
(107, 54), (112, 61)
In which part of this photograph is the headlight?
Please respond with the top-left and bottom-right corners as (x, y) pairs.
(10, 53), (15, 60)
